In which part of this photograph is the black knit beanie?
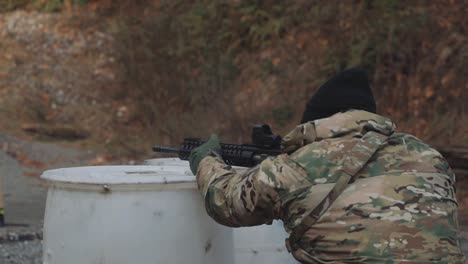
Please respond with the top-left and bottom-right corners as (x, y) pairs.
(300, 68), (376, 123)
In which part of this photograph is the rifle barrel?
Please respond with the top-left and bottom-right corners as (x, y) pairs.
(153, 146), (180, 154)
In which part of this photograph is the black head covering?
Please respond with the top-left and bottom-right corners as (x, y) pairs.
(300, 68), (376, 123)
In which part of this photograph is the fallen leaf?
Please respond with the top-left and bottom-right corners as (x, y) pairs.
(441, 72), (454, 87)
(2, 142), (8, 152)
(21, 158), (45, 170)
(23, 171), (40, 177)
(6, 150), (45, 170)
(272, 58), (280, 66)
(89, 155), (112, 165)
(424, 87), (434, 98)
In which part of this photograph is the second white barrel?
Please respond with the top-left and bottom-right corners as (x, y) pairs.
(145, 158), (299, 264)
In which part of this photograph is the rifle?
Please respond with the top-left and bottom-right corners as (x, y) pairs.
(153, 124), (283, 167)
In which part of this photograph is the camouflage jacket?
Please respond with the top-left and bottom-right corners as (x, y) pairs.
(196, 110), (465, 263)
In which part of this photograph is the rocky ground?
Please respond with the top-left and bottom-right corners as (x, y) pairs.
(0, 223), (42, 264)
(0, 240), (42, 264)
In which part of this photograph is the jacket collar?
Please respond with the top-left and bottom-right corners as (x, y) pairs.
(313, 110), (395, 141)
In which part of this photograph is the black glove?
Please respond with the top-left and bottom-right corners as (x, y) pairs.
(188, 134), (221, 174)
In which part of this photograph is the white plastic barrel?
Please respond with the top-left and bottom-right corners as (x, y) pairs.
(41, 165), (234, 264)
(144, 158), (299, 264)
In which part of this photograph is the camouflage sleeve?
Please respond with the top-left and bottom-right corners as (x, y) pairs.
(196, 154), (306, 227)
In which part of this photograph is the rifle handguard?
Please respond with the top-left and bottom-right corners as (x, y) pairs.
(152, 124), (283, 167)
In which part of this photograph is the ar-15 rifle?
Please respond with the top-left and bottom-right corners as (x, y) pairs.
(153, 124), (283, 167)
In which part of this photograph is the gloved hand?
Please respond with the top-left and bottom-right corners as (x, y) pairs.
(189, 134), (222, 175)
(281, 122), (316, 153)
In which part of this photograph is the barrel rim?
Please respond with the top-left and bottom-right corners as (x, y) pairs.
(40, 165), (196, 185)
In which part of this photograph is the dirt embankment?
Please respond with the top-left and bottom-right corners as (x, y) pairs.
(0, 10), (135, 161)
(1, 2), (467, 157)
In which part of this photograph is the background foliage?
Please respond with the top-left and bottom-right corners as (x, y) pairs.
(0, 0), (466, 153)
(114, 0), (466, 147)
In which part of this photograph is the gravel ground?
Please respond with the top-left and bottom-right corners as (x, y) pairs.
(0, 224), (42, 263)
(0, 240), (42, 264)
(0, 237), (467, 264)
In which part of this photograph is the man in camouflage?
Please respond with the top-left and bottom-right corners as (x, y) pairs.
(189, 68), (465, 263)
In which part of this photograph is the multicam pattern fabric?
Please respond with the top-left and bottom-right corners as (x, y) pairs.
(196, 110), (465, 263)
